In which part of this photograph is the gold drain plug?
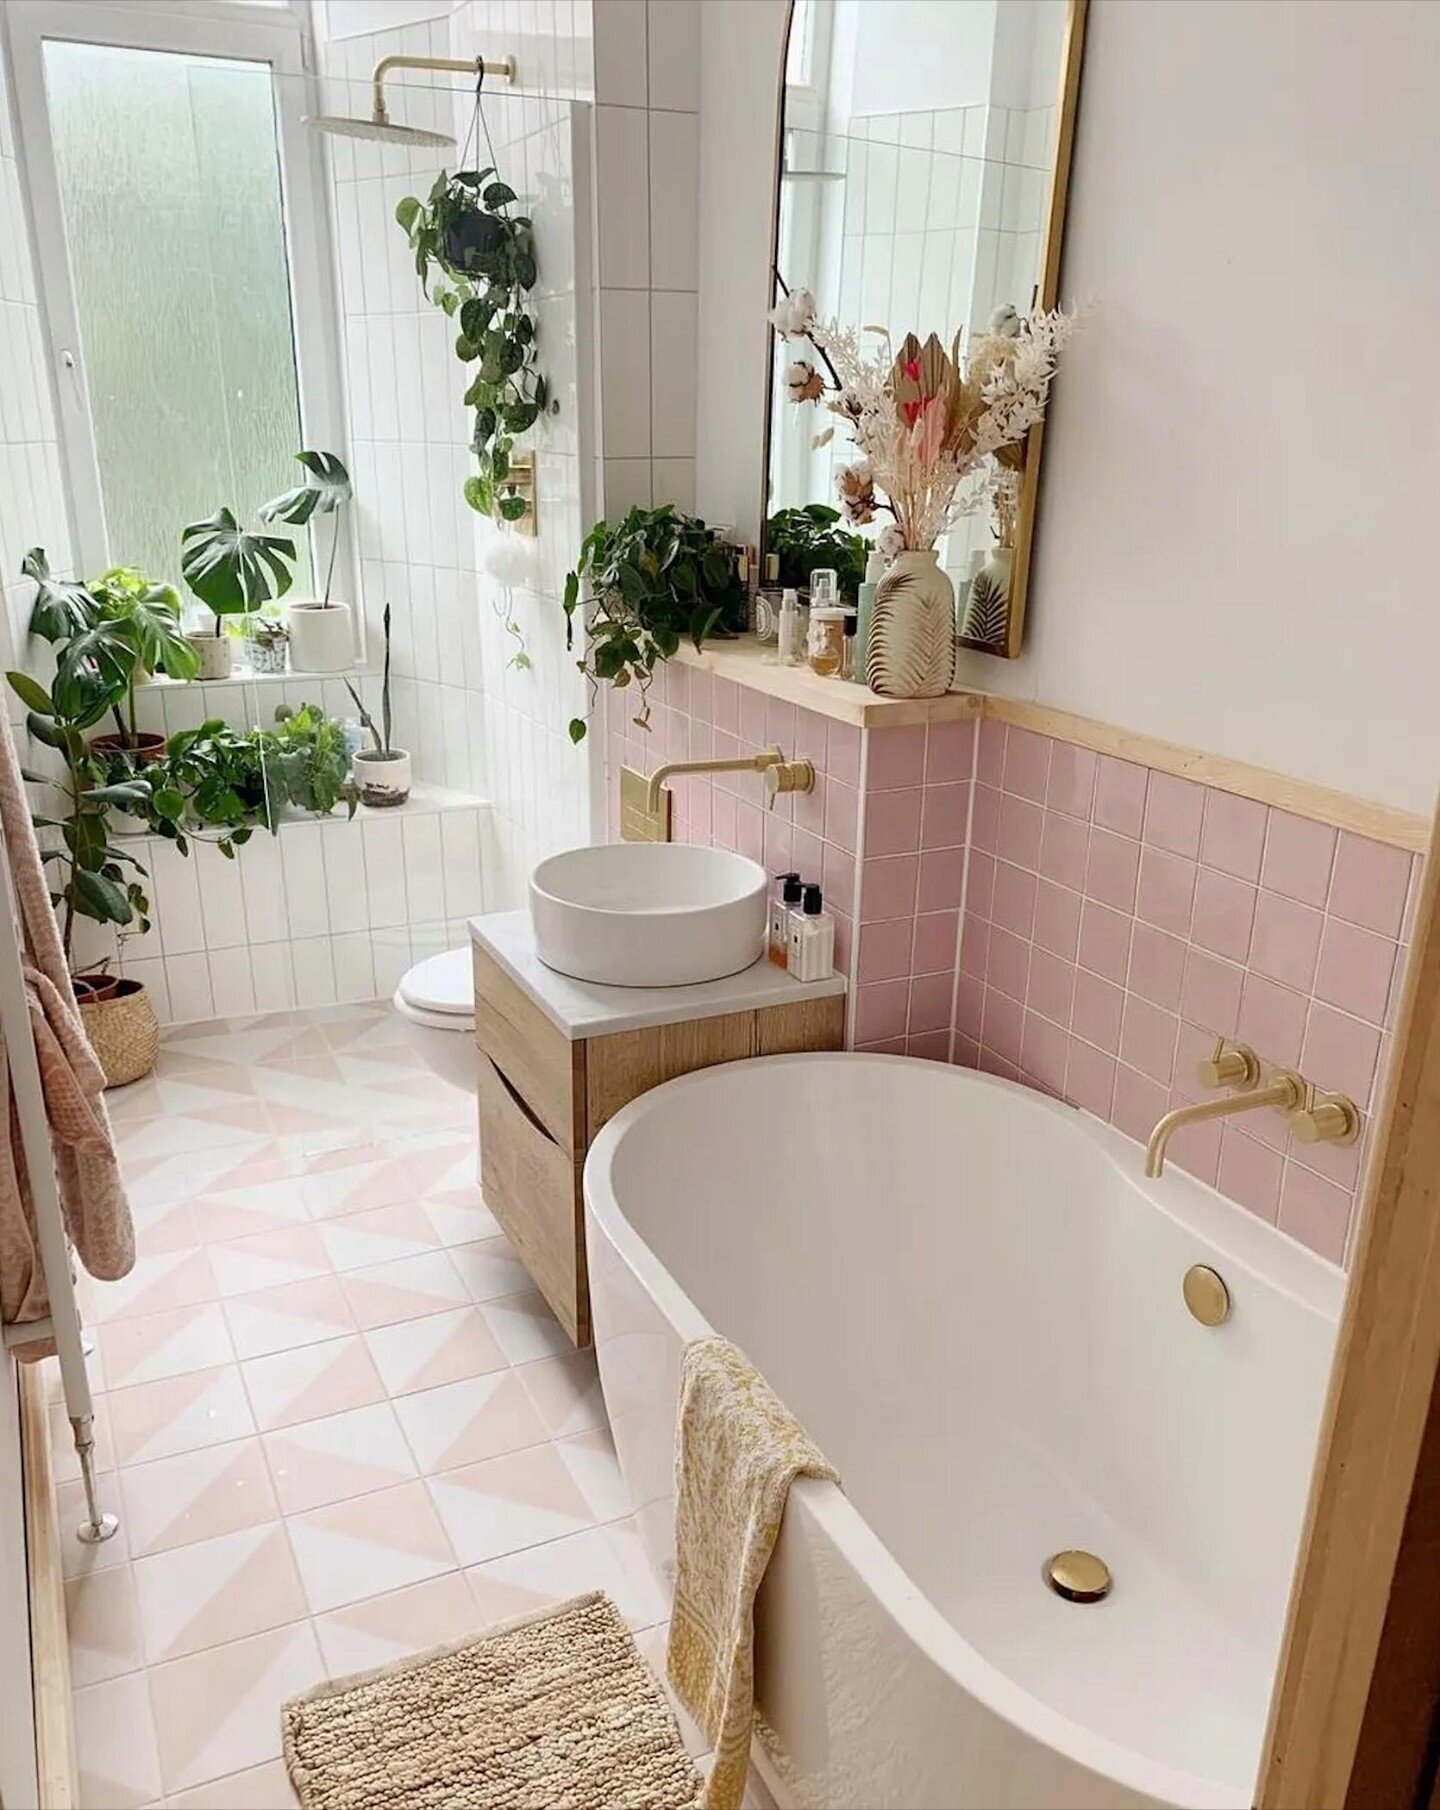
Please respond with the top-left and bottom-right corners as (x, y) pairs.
(1044, 1550), (1112, 1603)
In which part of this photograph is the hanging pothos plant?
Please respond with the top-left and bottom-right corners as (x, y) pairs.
(395, 167), (549, 523)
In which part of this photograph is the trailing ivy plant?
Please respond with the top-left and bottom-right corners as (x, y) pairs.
(395, 168), (550, 524)
(563, 507), (747, 743)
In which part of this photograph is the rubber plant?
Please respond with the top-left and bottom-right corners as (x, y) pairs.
(180, 507), (297, 637)
(395, 167), (549, 523)
(563, 507), (748, 742)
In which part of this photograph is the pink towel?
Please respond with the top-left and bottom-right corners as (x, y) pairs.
(0, 708), (133, 1334)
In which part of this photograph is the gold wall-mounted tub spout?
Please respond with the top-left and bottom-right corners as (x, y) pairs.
(620, 747), (816, 841)
(1145, 1070), (1305, 1178)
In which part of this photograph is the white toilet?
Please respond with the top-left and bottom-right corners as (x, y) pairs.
(393, 947), (476, 1091)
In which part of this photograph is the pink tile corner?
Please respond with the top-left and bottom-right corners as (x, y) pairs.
(1200, 790), (1268, 882)
(1001, 727), (1052, 804)
(1328, 832), (1412, 938)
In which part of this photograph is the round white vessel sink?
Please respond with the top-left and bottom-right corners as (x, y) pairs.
(529, 843), (769, 987)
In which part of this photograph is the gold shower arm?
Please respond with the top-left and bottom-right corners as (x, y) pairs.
(371, 54), (515, 129)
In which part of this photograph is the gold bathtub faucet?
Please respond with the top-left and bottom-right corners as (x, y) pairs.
(1144, 1038), (1361, 1178)
(621, 747), (815, 842)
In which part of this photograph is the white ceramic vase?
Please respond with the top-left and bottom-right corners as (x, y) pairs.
(287, 601), (354, 673)
(959, 546), (1014, 650)
(353, 748), (411, 808)
(184, 633), (231, 681)
(867, 548), (956, 698)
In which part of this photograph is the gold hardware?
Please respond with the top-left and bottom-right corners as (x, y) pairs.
(638, 746), (814, 824)
(501, 452), (537, 537)
(1196, 1037), (1260, 1091)
(763, 757), (816, 809)
(620, 766), (672, 843)
(1145, 1068), (1304, 1178)
(1289, 1089), (1362, 1148)
(1044, 1550), (1112, 1603)
(372, 53), (515, 122)
(1183, 1264), (1232, 1327)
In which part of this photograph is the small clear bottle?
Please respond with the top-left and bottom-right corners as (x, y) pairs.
(778, 588), (804, 666)
(841, 608), (859, 680)
(788, 883), (835, 981)
(768, 872), (802, 967)
(807, 607), (846, 677)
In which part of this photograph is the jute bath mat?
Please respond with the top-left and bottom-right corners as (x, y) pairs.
(282, 1590), (703, 1810)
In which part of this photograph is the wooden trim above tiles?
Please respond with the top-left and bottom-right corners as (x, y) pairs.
(983, 698), (1430, 853)
(19, 1361), (78, 1810)
(672, 641), (982, 728)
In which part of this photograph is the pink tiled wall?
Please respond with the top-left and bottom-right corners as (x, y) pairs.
(952, 719), (1418, 1264)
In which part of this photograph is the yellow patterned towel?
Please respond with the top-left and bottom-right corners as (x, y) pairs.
(666, 1336), (838, 1810)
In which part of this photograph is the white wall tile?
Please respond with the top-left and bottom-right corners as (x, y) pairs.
(595, 105), (650, 288)
(362, 816), (408, 928)
(164, 952), (215, 1024)
(440, 808), (486, 919)
(401, 813), (443, 919)
(194, 842), (249, 950)
(150, 841), (206, 958)
(649, 290), (697, 459)
(240, 833), (288, 946)
(598, 288), (651, 459)
(370, 925), (412, 996)
(250, 943), (298, 1015)
(330, 930), (376, 1003)
(650, 457), (694, 512)
(594, 0), (648, 107)
(280, 824), (331, 941)
(646, 0), (699, 111)
(647, 110), (699, 289)
(291, 936), (338, 1010)
(322, 820), (369, 935)
(207, 947), (257, 1019)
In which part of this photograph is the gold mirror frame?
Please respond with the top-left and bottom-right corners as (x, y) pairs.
(762, 0), (1090, 662)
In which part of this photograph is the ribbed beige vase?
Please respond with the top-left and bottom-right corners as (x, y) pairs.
(867, 548), (956, 698)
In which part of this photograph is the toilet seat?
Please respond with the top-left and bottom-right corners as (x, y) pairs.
(396, 947), (474, 1031)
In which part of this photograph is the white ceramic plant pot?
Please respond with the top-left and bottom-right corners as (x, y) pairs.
(287, 601), (354, 673)
(867, 548), (956, 698)
(958, 546), (1014, 651)
(185, 633), (231, 681)
(107, 807), (149, 839)
(353, 748), (411, 808)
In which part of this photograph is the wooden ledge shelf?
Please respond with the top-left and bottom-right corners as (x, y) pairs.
(673, 639), (982, 729)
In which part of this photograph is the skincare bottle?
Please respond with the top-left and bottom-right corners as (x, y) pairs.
(810, 568), (839, 612)
(841, 607), (859, 681)
(807, 607), (846, 677)
(778, 588), (803, 666)
(788, 883), (835, 982)
(856, 547), (885, 686)
(769, 872), (802, 967)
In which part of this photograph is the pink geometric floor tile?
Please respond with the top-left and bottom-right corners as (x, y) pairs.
(465, 1519), (668, 1633)
(65, 1563), (145, 1687)
(148, 1620), (326, 1795)
(392, 1370), (547, 1475)
(556, 1426), (634, 1522)
(449, 1235), (532, 1304)
(425, 1442), (597, 1567)
(48, 1396), (115, 1484)
(190, 1176), (314, 1243)
(132, 1522), (307, 1662)
(420, 1192), (500, 1247)
(480, 1290), (573, 1367)
(119, 1439), (279, 1557)
(517, 1349), (608, 1439)
(312, 1573), (479, 1677)
(339, 1250), (470, 1330)
(361, 1305), (508, 1397)
(286, 1478), (458, 1614)
(315, 1199), (444, 1272)
(262, 1401), (418, 1514)
(300, 1137), (473, 1219)
(130, 1196), (201, 1257)
(222, 1274), (357, 1361)
(57, 1476), (133, 1581)
(90, 1247), (219, 1324)
(209, 1223), (334, 1297)
(166, 1758), (299, 1809)
(106, 1366), (256, 1468)
(97, 1301), (234, 1390)
(74, 1670), (164, 1808)
(240, 1335), (386, 1432)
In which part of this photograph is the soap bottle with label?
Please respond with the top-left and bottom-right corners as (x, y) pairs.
(769, 872), (803, 966)
(788, 883), (835, 981)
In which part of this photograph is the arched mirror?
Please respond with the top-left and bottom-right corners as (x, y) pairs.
(764, 0), (1087, 663)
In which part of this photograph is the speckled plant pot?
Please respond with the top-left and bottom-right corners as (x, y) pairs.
(353, 748), (411, 808)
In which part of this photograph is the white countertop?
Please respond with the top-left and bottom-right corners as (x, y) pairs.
(469, 909), (847, 1041)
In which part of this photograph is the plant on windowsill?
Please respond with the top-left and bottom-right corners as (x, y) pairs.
(244, 616), (290, 676)
(180, 506), (298, 681)
(562, 505), (748, 743)
(260, 450), (355, 675)
(765, 506), (870, 601)
(344, 604), (410, 808)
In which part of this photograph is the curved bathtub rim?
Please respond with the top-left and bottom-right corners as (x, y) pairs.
(583, 1051), (1342, 1810)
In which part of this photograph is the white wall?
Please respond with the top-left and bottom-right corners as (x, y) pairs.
(699, 0), (1440, 817)
(850, 0), (994, 116)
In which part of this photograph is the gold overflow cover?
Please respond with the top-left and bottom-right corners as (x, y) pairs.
(1183, 1264), (1231, 1327)
(1044, 1549), (1112, 1603)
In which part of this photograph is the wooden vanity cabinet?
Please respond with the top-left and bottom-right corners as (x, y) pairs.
(472, 942), (845, 1346)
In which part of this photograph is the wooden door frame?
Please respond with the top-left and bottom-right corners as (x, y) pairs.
(1258, 802), (1440, 1808)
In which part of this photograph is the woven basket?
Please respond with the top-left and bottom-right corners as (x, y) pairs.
(78, 979), (160, 1088)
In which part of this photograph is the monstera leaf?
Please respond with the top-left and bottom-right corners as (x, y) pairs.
(181, 509), (296, 617)
(51, 620), (138, 726)
(22, 547), (97, 643)
(259, 451), (352, 527)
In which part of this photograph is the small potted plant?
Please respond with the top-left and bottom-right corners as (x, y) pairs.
(83, 565), (199, 764)
(180, 506), (297, 679)
(261, 450), (354, 674)
(266, 702), (360, 818)
(344, 604), (409, 806)
(246, 617), (290, 675)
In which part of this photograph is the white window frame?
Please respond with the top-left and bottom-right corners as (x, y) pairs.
(4, 0), (349, 590)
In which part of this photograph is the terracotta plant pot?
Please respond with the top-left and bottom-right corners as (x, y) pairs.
(353, 747), (411, 808)
(77, 977), (160, 1087)
(185, 633), (232, 681)
(287, 601), (354, 674)
(88, 731), (166, 765)
(72, 971), (120, 1003)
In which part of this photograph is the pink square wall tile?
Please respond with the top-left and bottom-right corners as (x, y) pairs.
(913, 911), (960, 976)
(965, 849), (996, 920)
(1142, 772), (1204, 859)
(1002, 728), (1051, 803)
(1136, 847), (1196, 938)
(969, 784), (1000, 854)
(826, 720), (861, 788)
(854, 981), (909, 1044)
(1179, 947), (1244, 1038)
(1161, 1108), (1222, 1188)
(1065, 1040), (1116, 1120)
(977, 1047), (1020, 1082)
(822, 843), (857, 915)
(863, 788), (923, 857)
(1027, 949), (1076, 1028)
(709, 678), (739, 733)
(908, 1029), (953, 1063)
(825, 779), (860, 852)
(1314, 919), (1396, 1025)
(954, 972), (985, 1041)
(953, 1035), (981, 1068)
(688, 670), (713, 723)
(1046, 742), (1097, 821)
(1328, 833), (1412, 939)
(1033, 880), (1082, 961)
(868, 724), (927, 790)
(959, 914), (990, 979)
(792, 772), (826, 840)
(1190, 869), (1256, 964)
(1039, 813), (1090, 892)
(1112, 1064), (1168, 1146)
(1302, 1003), (1381, 1106)
(919, 782), (970, 852)
(1072, 971), (1124, 1054)
(766, 697), (796, 749)
(858, 919), (914, 984)
(1217, 1129), (1283, 1223)
(792, 826), (824, 879)
(909, 971), (955, 1034)
(739, 689), (767, 748)
(1119, 997), (1179, 1085)
(1093, 757), (1148, 839)
(1201, 791), (1268, 882)
(976, 719), (1006, 787)
(981, 988), (1024, 1065)
(860, 1036), (908, 1055)
(834, 910), (853, 975)
(763, 812), (793, 878)
(736, 803), (764, 866)
(991, 862), (1038, 940)
(925, 719), (975, 785)
(1278, 1163), (1351, 1264)
(1078, 901), (1131, 984)
(988, 926), (1031, 1002)
(711, 788), (737, 849)
(997, 794), (1044, 870)
(1261, 810), (1335, 906)
(861, 855), (919, 924)
(1250, 892), (1323, 992)
(1021, 1012), (1069, 1094)
(1128, 923), (1186, 1013)
(918, 847), (966, 913)
(1237, 971), (1309, 1068)
(1084, 830), (1141, 914)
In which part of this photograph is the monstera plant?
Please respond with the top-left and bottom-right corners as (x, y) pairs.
(260, 450), (355, 674)
(180, 506), (297, 680)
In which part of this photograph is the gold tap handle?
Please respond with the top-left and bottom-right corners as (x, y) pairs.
(1290, 1092), (1362, 1146)
(1196, 1038), (1260, 1090)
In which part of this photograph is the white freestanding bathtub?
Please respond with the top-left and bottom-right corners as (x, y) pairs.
(584, 1054), (1344, 1810)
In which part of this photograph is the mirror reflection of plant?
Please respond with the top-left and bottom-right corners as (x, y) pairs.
(259, 451), (351, 607)
(180, 507), (297, 637)
(395, 168), (551, 523)
(563, 507), (747, 743)
(765, 506), (869, 600)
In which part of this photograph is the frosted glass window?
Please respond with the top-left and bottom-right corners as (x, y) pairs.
(43, 39), (310, 589)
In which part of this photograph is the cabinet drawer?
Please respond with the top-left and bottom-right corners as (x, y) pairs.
(476, 1051), (587, 1346)
(472, 944), (583, 1153)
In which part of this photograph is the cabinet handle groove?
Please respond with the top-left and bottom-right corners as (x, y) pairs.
(489, 1055), (560, 1149)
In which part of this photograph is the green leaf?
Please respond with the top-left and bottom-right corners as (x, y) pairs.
(259, 450), (352, 527)
(497, 495), (528, 523)
(25, 711), (65, 750)
(482, 181), (517, 209)
(71, 867), (132, 925)
(181, 508), (297, 615)
(84, 782), (151, 809)
(7, 670), (52, 714)
(22, 548), (96, 644)
(52, 621), (137, 722)
(455, 333), (480, 362)
(463, 475), (494, 515)
(568, 718), (588, 744)
(395, 195), (422, 233)
(513, 252), (537, 291)
(152, 787), (186, 820)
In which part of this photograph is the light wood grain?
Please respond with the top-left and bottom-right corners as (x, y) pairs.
(1257, 800), (1440, 1807)
(20, 1360), (77, 1810)
(585, 1011), (758, 1138)
(753, 994), (846, 1057)
(473, 943), (584, 1152)
(672, 639), (982, 729)
(476, 1051), (588, 1346)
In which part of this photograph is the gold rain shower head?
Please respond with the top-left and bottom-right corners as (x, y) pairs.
(306, 53), (515, 148)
